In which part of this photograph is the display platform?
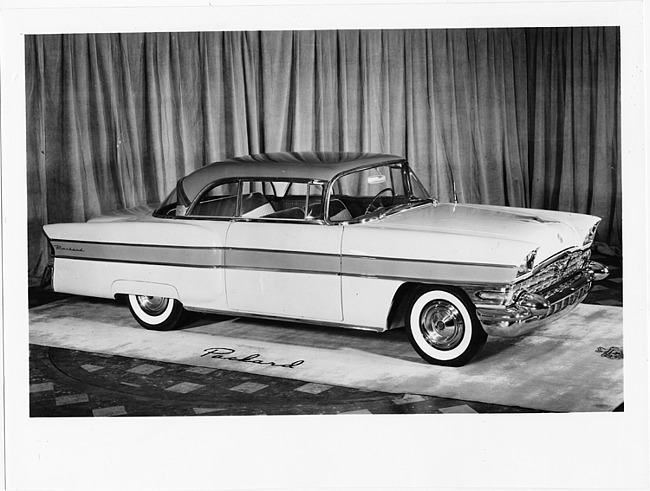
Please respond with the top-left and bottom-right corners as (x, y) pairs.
(29, 297), (624, 412)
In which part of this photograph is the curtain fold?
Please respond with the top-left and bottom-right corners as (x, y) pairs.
(527, 27), (620, 246)
(25, 27), (621, 284)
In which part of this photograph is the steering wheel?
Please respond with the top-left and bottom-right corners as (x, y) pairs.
(365, 187), (394, 214)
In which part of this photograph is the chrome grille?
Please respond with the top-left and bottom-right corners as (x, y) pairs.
(545, 282), (590, 317)
(516, 249), (590, 294)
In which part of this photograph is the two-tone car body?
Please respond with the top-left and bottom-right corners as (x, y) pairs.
(43, 151), (608, 366)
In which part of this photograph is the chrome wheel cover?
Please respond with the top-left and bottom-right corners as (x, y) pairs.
(419, 299), (465, 350)
(136, 295), (169, 316)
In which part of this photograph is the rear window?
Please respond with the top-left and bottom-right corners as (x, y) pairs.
(153, 189), (178, 218)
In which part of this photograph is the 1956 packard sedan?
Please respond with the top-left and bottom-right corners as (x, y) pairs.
(43, 152), (609, 366)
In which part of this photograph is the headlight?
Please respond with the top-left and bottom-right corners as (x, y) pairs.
(517, 248), (538, 276)
(583, 221), (600, 246)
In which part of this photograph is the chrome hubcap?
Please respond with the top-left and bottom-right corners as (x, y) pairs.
(419, 300), (465, 350)
(136, 295), (169, 316)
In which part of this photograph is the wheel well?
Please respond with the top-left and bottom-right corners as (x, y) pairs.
(387, 282), (472, 330)
(110, 280), (180, 302)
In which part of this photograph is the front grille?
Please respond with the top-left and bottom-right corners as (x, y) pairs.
(516, 249), (590, 295)
(544, 282), (590, 317)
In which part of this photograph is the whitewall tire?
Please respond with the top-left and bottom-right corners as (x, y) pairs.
(406, 287), (487, 366)
(127, 294), (185, 331)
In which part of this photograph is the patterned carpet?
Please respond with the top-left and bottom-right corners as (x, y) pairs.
(28, 252), (623, 417)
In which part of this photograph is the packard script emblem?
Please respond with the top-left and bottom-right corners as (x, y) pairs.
(54, 244), (85, 252)
(201, 347), (305, 368)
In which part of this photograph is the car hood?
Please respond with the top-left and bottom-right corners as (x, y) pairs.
(366, 202), (598, 265)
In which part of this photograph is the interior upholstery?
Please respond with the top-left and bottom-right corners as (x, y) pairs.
(241, 193), (276, 218)
(191, 195), (238, 217)
(328, 199), (353, 222)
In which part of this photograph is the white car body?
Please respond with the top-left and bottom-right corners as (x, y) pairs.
(44, 151), (608, 366)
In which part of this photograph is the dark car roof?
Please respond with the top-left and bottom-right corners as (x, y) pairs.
(180, 151), (404, 202)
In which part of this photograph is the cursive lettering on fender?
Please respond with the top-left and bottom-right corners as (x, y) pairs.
(54, 245), (85, 252)
(201, 347), (305, 369)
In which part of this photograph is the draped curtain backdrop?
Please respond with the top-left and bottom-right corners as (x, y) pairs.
(26, 28), (621, 283)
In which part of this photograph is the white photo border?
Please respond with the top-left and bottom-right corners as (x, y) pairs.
(1, 1), (647, 490)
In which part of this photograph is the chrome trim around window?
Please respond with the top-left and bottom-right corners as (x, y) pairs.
(184, 177), (328, 222)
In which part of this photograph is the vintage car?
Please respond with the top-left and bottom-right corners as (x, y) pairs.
(43, 151), (609, 366)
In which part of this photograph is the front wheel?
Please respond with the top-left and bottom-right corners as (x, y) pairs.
(127, 294), (186, 331)
(406, 287), (487, 367)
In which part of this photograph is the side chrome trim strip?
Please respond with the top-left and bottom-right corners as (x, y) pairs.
(341, 272), (502, 287)
(225, 247), (339, 274)
(50, 238), (219, 250)
(51, 240), (517, 285)
(225, 266), (336, 276)
(342, 254), (516, 270)
(55, 256), (507, 287)
(342, 255), (516, 284)
(51, 240), (223, 268)
(224, 246), (337, 258)
(54, 256), (220, 269)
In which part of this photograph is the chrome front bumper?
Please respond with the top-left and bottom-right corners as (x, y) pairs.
(477, 261), (609, 338)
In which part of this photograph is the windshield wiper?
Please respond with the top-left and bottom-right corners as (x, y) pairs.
(382, 198), (432, 216)
(409, 197), (435, 205)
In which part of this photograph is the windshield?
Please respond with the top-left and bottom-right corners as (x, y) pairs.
(327, 162), (431, 223)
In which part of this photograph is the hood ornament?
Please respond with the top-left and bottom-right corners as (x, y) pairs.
(557, 233), (564, 244)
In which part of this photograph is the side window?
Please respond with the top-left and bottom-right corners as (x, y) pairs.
(189, 182), (239, 217)
(239, 180), (324, 221)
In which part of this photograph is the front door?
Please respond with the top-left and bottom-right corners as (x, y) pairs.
(225, 221), (343, 321)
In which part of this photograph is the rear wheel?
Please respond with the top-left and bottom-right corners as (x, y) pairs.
(127, 294), (185, 331)
(406, 287), (487, 366)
